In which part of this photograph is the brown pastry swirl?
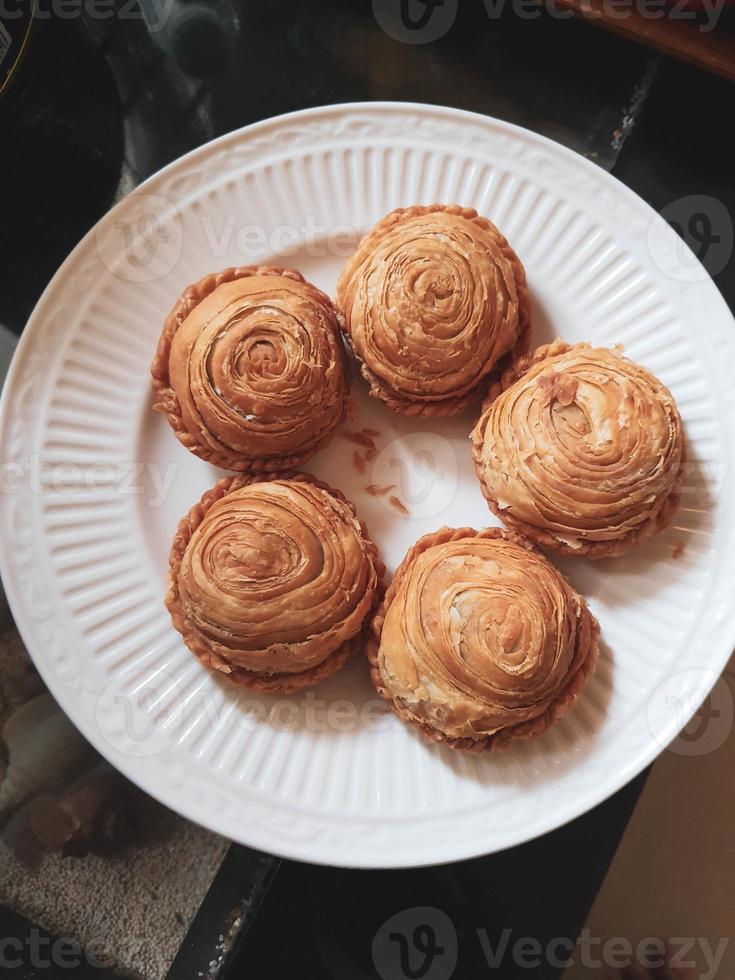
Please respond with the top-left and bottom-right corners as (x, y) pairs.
(335, 205), (531, 416)
(151, 266), (349, 472)
(471, 341), (685, 558)
(168, 474), (383, 692)
(368, 527), (598, 752)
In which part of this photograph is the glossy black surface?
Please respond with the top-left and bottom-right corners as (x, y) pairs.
(1, 19), (123, 334)
(0, 0), (664, 334)
(230, 774), (649, 980)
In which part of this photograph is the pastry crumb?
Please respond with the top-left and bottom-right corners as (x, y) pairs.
(389, 495), (410, 516)
(671, 541), (685, 559)
(364, 483), (396, 497)
(342, 429), (379, 453)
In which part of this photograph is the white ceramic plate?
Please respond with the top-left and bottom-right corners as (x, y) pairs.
(1, 103), (734, 868)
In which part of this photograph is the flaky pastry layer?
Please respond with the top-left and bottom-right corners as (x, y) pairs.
(168, 473), (383, 692)
(336, 205), (530, 416)
(368, 526), (598, 752)
(471, 340), (685, 558)
(151, 266), (349, 473)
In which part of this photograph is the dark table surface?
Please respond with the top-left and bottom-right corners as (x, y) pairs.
(1, 2), (733, 978)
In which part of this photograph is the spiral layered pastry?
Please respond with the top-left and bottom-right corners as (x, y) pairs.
(471, 341), (685, 558)
(168, 474), (383, 692)
(368, 527), (598, 752)
(335, 205), (531, 416)
(151, 266), (349, 472)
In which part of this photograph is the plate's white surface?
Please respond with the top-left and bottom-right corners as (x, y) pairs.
(2, 103), (734, 868)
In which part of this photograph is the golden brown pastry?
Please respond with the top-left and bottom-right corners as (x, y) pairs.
(151, 266), (349, 472)
(167, 474), (383, 692)
(368, 527), (598, 752)
(335, 205), (530, 416)
(471, 340), (685, 558)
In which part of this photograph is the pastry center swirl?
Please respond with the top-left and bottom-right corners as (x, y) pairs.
(385, 243), (472, 342)
(206, 526), (302, 584)
(203, 310), (308, 411)
(447, 587), (542, 668)
(239, 338), (282, 378)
